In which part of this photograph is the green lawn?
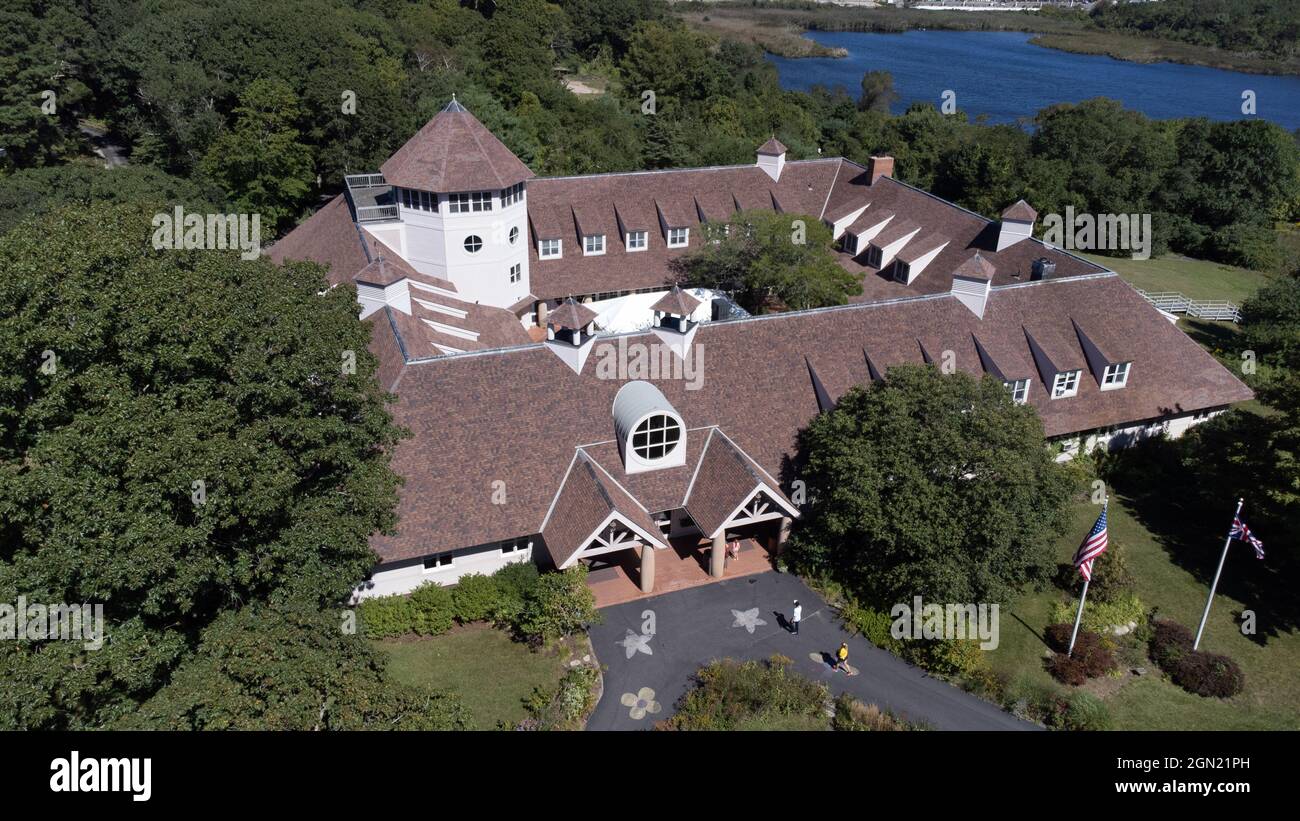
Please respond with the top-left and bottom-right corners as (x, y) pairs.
(1083, 252), (1273, 305)
(377, 623), (568, 730)
(989, 496), (1300, 730)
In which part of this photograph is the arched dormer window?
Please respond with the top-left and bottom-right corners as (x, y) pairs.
(613, 381), (687, 474)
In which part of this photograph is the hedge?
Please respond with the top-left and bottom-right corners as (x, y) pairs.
(1148, 619), (1244, 698)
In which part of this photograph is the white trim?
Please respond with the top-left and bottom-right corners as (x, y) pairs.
(708, 484), (801, 539)
(421, 318), (479, 342)
(681, 427), (719, 506)
(412, 298), (469, 320)
(558, 511), (668, 569)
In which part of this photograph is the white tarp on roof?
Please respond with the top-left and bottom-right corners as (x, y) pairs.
(589, 287), (715, 333)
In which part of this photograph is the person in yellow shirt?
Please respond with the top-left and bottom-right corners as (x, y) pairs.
(834, 642), (850, 673)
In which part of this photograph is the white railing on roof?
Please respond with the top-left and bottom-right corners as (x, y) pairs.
(345, 173), (387, 189)
(1135, 289), (1242, 323)
(355, 204), (398, 223)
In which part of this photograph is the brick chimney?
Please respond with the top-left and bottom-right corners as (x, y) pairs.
(868, 155), (895, 184)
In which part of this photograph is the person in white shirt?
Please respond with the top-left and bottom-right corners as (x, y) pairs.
(791, 600), (801, 636)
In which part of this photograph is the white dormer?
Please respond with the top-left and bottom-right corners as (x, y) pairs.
(756, 136), (787, 182)
(613, 381), (687, 474)
(544, 297), (598, 374)
(996, 199), (1037, 251)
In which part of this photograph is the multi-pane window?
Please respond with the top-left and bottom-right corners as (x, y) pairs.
(539, 239), (561, 259)
(500, 540), (528, 554)
(584, 234), (605, 255)
(626, 230), (647, 251)
(508, 226), (519, 245)
(509, 263), (522, 283)
(631, 414), (682, 461)
(865, 245), (883, 268)
(448, 191), (492, 213)
(1052, 369), (1081, 399)
(501, 182), (524, 206)
(667, 227), (689, 248)
(1102, 361), (1130, 389)
(422, 552), (453, 571)
(1005, 379), (1030, 404)
(464, 235), (483, 253)
(400, 188), (436, 212)
(892, 262), (910, 283)
(843, 234), (858, 255)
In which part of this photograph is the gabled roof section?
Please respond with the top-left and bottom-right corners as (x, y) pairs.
(897, 233), (949, 263)
(540, 452), (667, 569)
(380, 98), (534, 193)
(683, 430), (799, 539)
(1072, 317), (1119, 383)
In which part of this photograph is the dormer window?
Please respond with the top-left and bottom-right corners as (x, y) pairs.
(626, 230), (647, 251)
(892, 261), (909, 283)
(842, 234), (858, 255)
(539, 239), (561, 259)
(1101, 362), (1130, 390)
(865, 245), (883, 268)
(1005, 379), (1029, 404)
(501, 182), (524, 206)
(667, 227), (689, 248)
(449, 191), (492, 213)
(584, 234), (605, 256)
(1052, 370), (1081, 399)
(632, 413), (681, 461)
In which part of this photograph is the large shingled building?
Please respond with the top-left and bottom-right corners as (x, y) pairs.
(268, 99), (1252, 599)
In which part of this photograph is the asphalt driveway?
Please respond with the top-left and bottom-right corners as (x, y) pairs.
(587, 571), (1037, 731)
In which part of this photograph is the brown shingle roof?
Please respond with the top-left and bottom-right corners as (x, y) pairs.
(684, 430), (797, 538)
(954, 252), (997, 281)
(380, 99), (534, 193)
(539, 452), (666, 568)
(1002, 199), (1038, 222)
(757, 136), (787, 156)
(547, 298), (597, 331)
(650, 285), (702, 316)
(369, 274), (1251, 564)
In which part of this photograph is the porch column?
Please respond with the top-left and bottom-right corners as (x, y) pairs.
(535, 301), (548, 327)
(640, 544), (655, 593)
(776, 516), (793, 556)
(710, 533), (725, 578)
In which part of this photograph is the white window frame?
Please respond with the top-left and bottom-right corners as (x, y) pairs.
(509, 262), (521, 283)
(631, 413), (682, 462)
(501, 182), (524, 207)
(583, 234), (606, 256)
(1101, 361), (1130, 390)
(539, 238), (561, 259)
(865, 245), (883, 268)
(1052, 369), (1081, 399)
(500, 540), (529, 555)
(508, 225), (519, 245)
(1005, 379), (1030, 404)
(463, 234), (483, 254)
(448, 191), (493, 213)
(400, 188), (435, 212)
(892, 261), (910, 283)
(626, 230), (647, 252)
(842, 233), (858, 255)
(422, 552), (454, 572)
(667, 227), (689, 248)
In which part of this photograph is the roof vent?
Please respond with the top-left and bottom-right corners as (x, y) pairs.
(1031, 257), (1055, 281)
(545, 297), (599, 374)
(996, 199), (1037, 251)
(756, 136), (787, 182)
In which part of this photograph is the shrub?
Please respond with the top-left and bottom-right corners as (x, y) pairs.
(358, 595), (415, 639)
(1043, 624), (1117, 685)
(831, 693), (913, 731)
(408, 582), (455, 636)
(1062, 692), (1111, 731)
(1148, 619), (1244, 698)
(517, 566), (600, 644)
(450, 573), (503, 623)
(660, 655), (829, 731)
(491, 561), (541, 625)
(520, 665), (600, 731)
(1050, 592), (1145, 635)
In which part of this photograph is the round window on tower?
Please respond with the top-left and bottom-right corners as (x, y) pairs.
(464, 235), (483, 254)
(631, 414), (682, 462)
(508, 226), (519, 245)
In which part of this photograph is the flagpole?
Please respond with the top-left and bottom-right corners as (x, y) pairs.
(1193, 498), (1243, 651)
(1067, 576), (1090, 657)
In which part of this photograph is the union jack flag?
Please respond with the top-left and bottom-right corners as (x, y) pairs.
(1073, 504), (1109, 581)
(1230, 516), (1265, 560)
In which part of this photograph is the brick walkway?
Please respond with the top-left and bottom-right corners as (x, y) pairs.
(586, 537), (773, 608)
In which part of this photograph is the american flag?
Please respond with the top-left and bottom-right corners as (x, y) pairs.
(1230, 516), (1265, 560)
(1073, 504), (1109, 581)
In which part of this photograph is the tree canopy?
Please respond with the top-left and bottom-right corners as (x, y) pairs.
(788, 365), (1074, 606)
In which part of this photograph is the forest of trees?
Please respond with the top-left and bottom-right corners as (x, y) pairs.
(1089, 0), (1300, 58)
(3, 0), (1298, 266)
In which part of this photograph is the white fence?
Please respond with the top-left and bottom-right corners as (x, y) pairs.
(1135, 290), (1242, 323)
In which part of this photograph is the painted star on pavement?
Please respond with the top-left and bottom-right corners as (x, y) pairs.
(619, 628), (653, 659)
(730, 607), (768, 634)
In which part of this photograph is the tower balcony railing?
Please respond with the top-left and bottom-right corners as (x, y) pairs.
(356, 204), (399, 223)
(345, 173), (387, 189)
